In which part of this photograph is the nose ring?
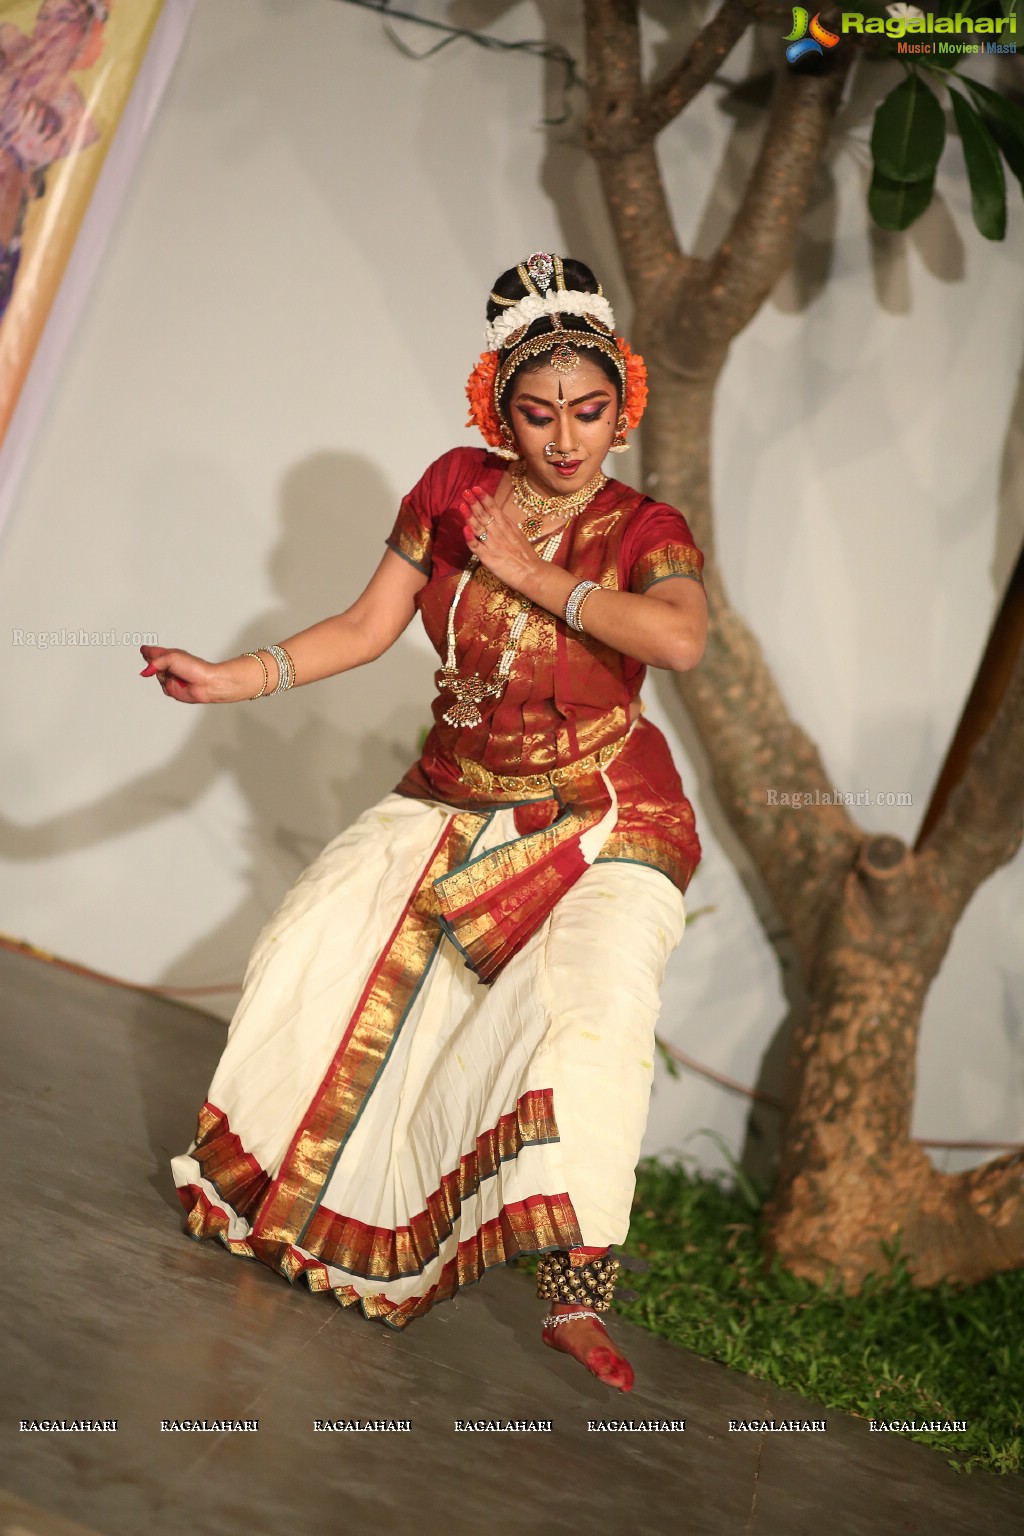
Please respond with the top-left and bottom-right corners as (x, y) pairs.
(544, 442), (579, 461)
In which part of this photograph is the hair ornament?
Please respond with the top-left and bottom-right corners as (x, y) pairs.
(466, 256), (647, 450)
(521, 251), (555, 295)
(484, 289), (617, 352)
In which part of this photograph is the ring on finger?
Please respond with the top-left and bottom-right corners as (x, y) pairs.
(477, 530), (489, 543)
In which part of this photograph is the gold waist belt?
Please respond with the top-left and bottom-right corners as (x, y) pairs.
(455, 719), (637, 799)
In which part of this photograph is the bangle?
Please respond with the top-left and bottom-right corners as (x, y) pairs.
(564, 579), (601, 633)
(242, 650), (268, 699)
(264, 642), (296, 694)
(574, 585), (600, 633)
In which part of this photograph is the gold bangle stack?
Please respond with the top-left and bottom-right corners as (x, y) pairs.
(242, 645), (296, 700)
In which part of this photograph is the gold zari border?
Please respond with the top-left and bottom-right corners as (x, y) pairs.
(251, 813), (485, 1247)
(631, 543), (704, 592)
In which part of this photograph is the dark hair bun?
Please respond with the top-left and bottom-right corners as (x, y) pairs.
(485, 257), (601, 324)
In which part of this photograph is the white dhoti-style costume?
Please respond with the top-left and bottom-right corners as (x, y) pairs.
(172, 792), (686, 1328)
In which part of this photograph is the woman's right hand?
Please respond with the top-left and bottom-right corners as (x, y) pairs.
(139, 645), (262, 705)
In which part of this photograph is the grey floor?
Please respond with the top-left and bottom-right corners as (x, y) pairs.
(0, 944), (1021, 1536)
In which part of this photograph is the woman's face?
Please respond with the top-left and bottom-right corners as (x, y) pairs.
(504, 353), (619, 496)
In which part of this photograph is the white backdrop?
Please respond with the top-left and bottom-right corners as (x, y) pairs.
(0, 0), (1021, 1182)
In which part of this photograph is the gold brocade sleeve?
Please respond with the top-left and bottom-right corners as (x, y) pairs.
(385, 452), (459, 577)
(385, 499), (433, 576)
(629, 543), (705, 593)
(622, 499), (705, 596)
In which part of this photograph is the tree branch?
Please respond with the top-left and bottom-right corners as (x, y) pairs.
(675, 603), (862, 964)
(583, 0), (683, 286)
(704, 61), (850, 344)
(956, 1149), (1024, 1236)
(917, 622), (1024, 923)
(644, 0), (753, 138)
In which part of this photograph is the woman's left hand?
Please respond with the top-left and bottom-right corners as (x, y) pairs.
(460, 484), (542, 594)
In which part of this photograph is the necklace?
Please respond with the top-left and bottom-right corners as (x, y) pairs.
(437, 469), (608, 729)
(438, 525), (567, 728)
(510, 464), (607, 539)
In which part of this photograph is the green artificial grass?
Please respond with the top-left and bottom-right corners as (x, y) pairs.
(522, 1154), (1023, 1477)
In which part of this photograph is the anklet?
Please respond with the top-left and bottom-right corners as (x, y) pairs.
(542, 1309), (601, 1330)
(536, 1250), (621, 1311)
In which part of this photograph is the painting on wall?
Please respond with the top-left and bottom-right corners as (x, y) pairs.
(0, 0), (195, 532)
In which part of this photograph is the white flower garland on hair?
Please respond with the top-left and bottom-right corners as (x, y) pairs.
(484, 289), (617, 351)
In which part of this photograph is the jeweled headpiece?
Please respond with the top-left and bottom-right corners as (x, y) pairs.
(465, 252), (648, 452)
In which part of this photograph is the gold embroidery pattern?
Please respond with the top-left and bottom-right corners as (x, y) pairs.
(596, 830), (700, 894)
(178, 1117), (583, 1328)
(182, 1187), (255, 1259)
(385, 522), (431, 574)
(330, 1193), (584, 1329)
(433, 773), (613, 981)
(631, 543), (705, 592)
(412, 483), (642, 780)
(251, 813), (485, 1248)
(301, 1087), (561, 1279)
(190, 1103), (271, 1219)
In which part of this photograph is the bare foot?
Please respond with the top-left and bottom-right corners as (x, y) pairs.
(541, 1305), (635, 1392)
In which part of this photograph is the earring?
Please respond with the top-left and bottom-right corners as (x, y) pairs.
(609, 412), (630, 454)
(492, 422), (520, 461)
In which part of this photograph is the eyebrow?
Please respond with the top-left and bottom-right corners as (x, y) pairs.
(517, 390), (612, 408)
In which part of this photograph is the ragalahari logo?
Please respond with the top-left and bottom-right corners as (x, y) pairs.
(785, 7), (841, 62)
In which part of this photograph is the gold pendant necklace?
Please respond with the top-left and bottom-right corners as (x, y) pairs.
(438, 525), (566, 729)
(510, 465), (607, 539)
(436, 468), (608, 729)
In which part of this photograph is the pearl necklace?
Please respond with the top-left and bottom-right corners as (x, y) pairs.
(438, 525), (567, 728)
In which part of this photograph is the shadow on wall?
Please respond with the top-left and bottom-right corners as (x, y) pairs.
(0, 450), (437, 1007)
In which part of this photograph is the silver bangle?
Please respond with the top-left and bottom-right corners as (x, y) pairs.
(564, 579), (601, 632)
(264, 643), (295, 694)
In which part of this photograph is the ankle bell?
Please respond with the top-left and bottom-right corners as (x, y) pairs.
(535, 1248), (621, 1312)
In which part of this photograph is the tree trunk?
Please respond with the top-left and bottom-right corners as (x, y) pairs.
(582, 0), (1024, 1291)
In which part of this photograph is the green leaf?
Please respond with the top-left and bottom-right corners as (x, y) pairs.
(868, 167), (936, 231)
(979, 116), (1024, 200)
(961, 77), (1024, 196)
(949, 88), (1008, 240)
(871, 76), (947, 184)
(961, 77), (1024, 147)
(919, 52), (961, 76)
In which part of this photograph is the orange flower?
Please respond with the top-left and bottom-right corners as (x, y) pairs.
(617, 337), (649, 431)
(465, 350), (503, 447)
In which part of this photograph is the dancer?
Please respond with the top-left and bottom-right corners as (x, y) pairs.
(143, 254), (707, 1393)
